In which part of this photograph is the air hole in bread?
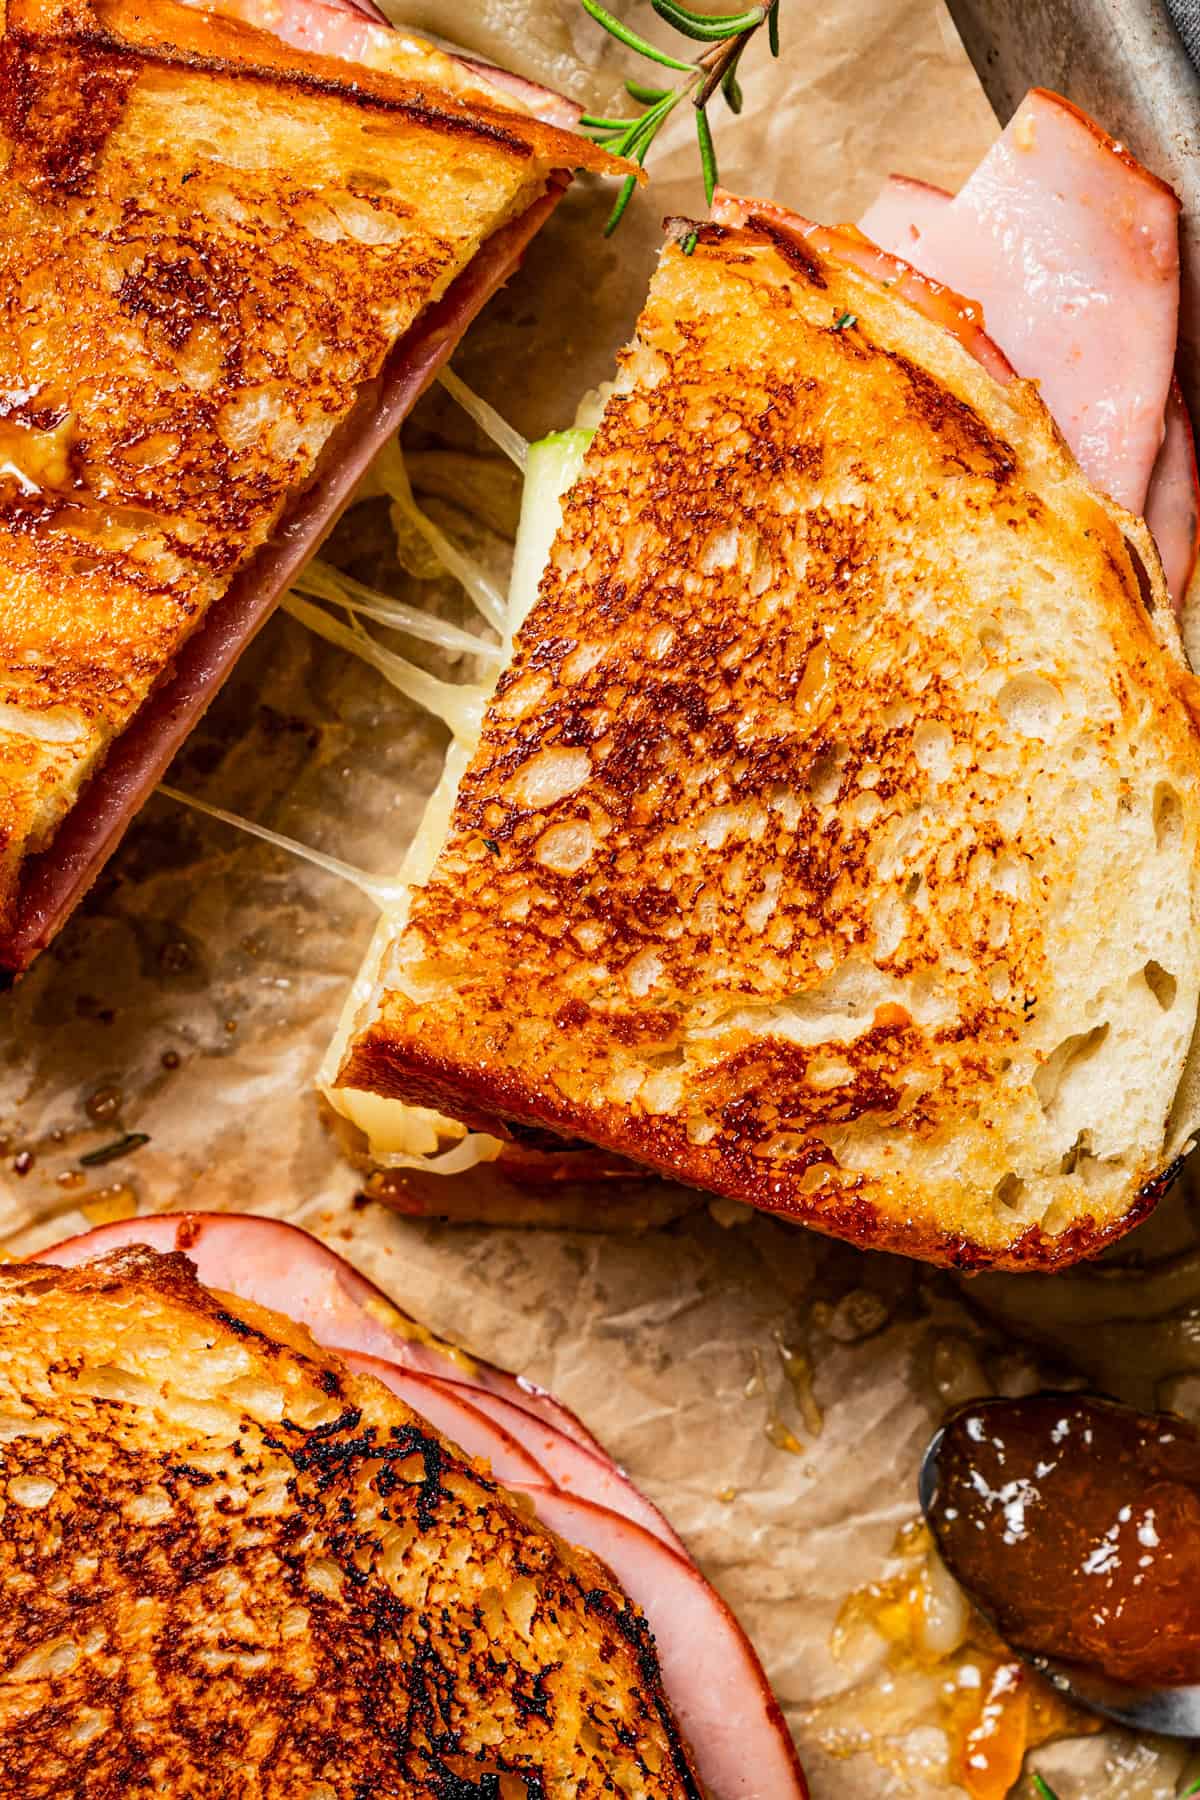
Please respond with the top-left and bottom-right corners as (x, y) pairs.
(1060, 1129), (1094, 1175)
(346, 169), (393, 193)
(700, 526), (738, 573)
(912, 721), (953, 782)
(67, 1711), (106, 1748)
(748, 531), (774, 596)
(8, 1474), (58, 1509)
(993, 1173), (1025, 1211)
(996, 674), (1064, 739)
(1032, 1024), (1110, 1121)
(1154, 782), (1183, 850)
(1143, 960), (1177, 1011)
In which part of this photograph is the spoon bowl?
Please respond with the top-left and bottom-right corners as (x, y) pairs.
(919, 1397), (1200, 1738)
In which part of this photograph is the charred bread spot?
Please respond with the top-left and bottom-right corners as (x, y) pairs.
(740, 214), (828, 287)
(886, 352), (1016, 484)
(1121, 532), (1156, 614)
(0, 34), (138, 195)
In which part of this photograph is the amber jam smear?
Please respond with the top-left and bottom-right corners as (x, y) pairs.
(928, 1395), (1200, 1689)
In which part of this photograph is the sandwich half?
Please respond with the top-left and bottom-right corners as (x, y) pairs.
(324, 149), (1200, 1269)
(4, 1213), (808, 1797)
(0, 0), (618, 977)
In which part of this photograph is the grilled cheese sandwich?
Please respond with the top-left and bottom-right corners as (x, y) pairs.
(0, 0), (620, 974)
(0, 1243), (705, 1796)
(325, 205), (1200, 1270)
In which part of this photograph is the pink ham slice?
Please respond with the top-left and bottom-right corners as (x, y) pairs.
(1146, 377), (1200, 609)
(418, 1370), (690, 1555)
(711, 188), (1015, 385)
(860, 145), (1198, 609)
(0, 183), (565, 978)
(338, 1350), (552, 1485)
(857, 173), (952, 259)
(859, 89), (1180, 517)
(509, 1485), (809, 1800)
(186, 0), (583, 130)
(36, 1210), (606, 1454)
(188, 0), (388, 61)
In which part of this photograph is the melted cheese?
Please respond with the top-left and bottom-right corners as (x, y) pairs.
(323, 419), (593, 1169)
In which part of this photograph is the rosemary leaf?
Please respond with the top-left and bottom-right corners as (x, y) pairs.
(604, 172), (639, 236)
(625, 77), (670, 104)
(651, 0), (766, 42)
(1031, 1779), (1059, 1800)
(580, 0), (778, 231)
(681, 227), (700, 256)
(695, 103), (718, 205)
(580, 0), (693, 71)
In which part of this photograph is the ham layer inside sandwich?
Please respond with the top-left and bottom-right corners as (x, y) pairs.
(856, 87), (1197, 608)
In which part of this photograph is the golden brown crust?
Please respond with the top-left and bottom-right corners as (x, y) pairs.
(338, 222), (1200, 1270)
(0, 0), (620, 938)
(0, 1248), (699, 1796)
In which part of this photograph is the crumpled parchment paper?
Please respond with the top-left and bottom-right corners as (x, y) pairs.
(1, 6), (1196, 1796)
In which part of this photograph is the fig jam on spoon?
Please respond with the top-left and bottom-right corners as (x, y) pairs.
(920, 1393), (1200, 1735)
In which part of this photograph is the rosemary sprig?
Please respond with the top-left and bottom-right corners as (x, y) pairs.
(579, 0), (781, 233)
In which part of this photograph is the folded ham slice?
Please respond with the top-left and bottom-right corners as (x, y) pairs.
(510, 1486), (810, 1800)
(859, 97), (1197, 611)
(1146, 378), (1200, 610)
(859, 89), (1180, 519)
(37, 1211), (808, 1798)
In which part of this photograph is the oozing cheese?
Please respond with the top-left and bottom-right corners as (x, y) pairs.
(322, 418), (594, 1170)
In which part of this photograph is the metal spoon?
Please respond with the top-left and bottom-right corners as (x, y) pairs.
(919, 1397), (1200, 1737)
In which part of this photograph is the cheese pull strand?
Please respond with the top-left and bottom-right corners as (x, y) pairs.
(437, 366), (529, 471)
(282, 594), (486, 744)
(295, 560), (502, 662)
(158, 784), (409, 917)
(374, 439), (507, 632)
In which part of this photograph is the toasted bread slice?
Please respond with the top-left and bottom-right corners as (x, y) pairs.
(334, 213), (1200, 1271)
(0, 1247), (699, 1795)
(0, 0), (614, 953)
